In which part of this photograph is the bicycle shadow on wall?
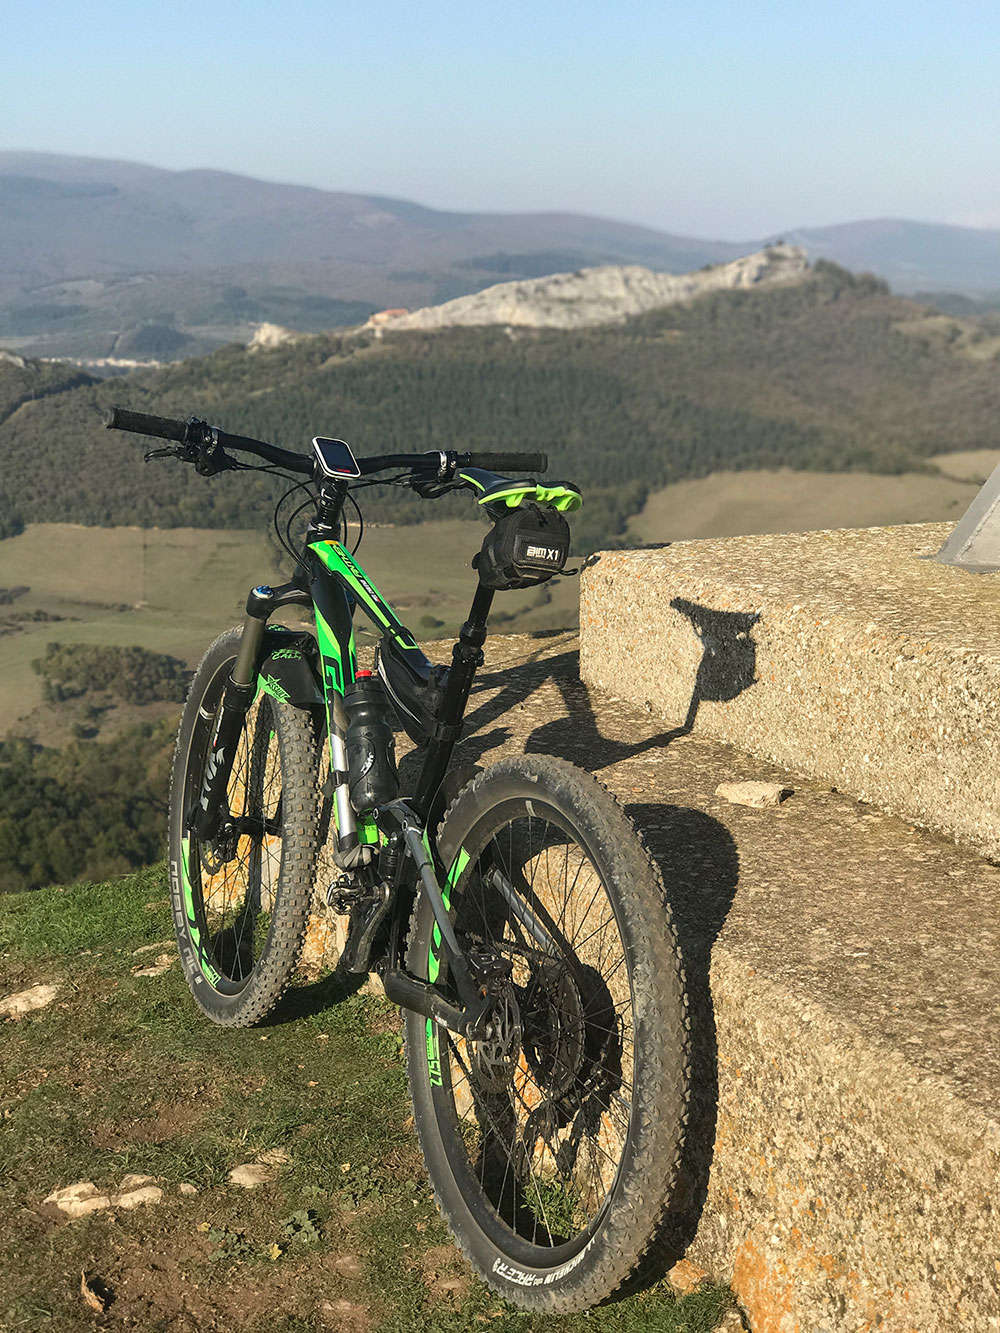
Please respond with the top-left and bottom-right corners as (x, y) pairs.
(620, 803), (739, 1286)
(457, 598), (761, 771)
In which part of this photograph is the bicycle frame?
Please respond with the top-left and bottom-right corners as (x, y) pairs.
(306, 534), (494, 841)
(188, 479), (497, 1035)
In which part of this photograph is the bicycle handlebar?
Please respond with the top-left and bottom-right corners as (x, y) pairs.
(105, 406), (313, 474)
(105, 407), (549, 479)
(105, 406), (187, 443)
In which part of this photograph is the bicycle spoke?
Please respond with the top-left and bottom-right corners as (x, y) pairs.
(432, 809), (635, 1252)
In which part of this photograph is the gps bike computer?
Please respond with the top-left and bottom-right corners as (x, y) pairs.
(313, 437), (361, 478)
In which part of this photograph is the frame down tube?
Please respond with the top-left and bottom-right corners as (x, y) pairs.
(309, 539), (424, 855)
(309, 551), (360, 857)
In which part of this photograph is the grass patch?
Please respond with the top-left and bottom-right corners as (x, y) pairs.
(0, 866), (732, 1331)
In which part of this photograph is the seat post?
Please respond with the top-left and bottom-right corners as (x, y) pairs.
(414, 581), (495, 825)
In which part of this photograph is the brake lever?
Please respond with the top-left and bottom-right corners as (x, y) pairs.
(412, 478), (461, 499)
(143, 447), (179, 463)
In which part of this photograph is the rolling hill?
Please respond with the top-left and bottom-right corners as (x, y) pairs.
(0, 151), (742, 359)
(2, 260), (999, 553)
(4, 152), (1000, 360)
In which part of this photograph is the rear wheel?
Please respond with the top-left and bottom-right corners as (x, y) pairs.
(405, 756), (690, 1312)
(168, 627), (317, 1026)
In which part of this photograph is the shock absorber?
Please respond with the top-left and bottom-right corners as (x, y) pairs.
(328, 689), (365, 867)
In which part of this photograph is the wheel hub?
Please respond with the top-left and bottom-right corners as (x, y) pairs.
(522, 960), (586, 1099)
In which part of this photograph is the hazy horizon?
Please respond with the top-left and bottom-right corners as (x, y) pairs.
(5, 145), (1000, 245)
(4, 0), (999, 239)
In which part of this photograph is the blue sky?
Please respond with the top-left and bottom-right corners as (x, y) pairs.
(4, 0), (999, 237)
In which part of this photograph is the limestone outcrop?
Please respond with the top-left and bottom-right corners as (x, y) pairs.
(366, 245), (808, 333)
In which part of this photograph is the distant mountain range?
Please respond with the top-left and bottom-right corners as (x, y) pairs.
(2, 152), (1000, 360)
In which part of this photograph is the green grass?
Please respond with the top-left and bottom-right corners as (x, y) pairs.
(0, 866), (732, 1331)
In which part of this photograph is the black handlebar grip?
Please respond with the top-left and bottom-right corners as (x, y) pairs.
(464, 451), (548, 474)
(105, 406), (187, 442)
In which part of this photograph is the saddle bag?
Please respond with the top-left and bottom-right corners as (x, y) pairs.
(473, 502), (571, 591)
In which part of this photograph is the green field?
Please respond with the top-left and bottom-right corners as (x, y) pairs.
(0, 521), (579, 736)
(628, 464), (983, 544)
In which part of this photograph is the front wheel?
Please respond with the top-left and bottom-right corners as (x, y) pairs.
(168, 627), (318, 1027)
(405, 756), (691, 1313)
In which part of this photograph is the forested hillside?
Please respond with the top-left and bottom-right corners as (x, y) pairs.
(3, 263), (999, 549)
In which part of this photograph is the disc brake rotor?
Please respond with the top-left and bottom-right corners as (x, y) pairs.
(470, 986), (523, 1093)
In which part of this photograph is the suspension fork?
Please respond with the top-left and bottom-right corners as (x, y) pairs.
(189, 581), (310, 842)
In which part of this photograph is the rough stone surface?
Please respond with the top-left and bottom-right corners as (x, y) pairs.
(43, 1181), (112, 1218)
(715, 781), (791, 808)
(112, 1184), (163, 1210)
(305, 631), (999, 1331)
(580, 522), (1000, 860)
(131, 953), (174, 978)
(228, 1150), (289, 1189)
(228, 1162), (275, 1189)
(667, 1257), (711, 1294)
(0, 982), (58, 1018)
(367, 246), (808, 333)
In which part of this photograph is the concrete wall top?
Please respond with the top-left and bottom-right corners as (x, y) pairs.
(580, 522), (1000, 859)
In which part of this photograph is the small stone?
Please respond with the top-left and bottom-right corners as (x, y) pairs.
(132, 940), (173, 956)
(1, 983), (59, 1019)
(334, 1253), (364, 1278)
(178, 1183), (199, 1196)
(716, 1311), (748, 1332)
(666, 1256), (711, 1294)
(229, 1161), (278, 1188)
(715, 780), (793, 809)
(43, 1181), (113, 1218)
(131, 954), (174, 978)
(117, 1173), (155, 1191)
(113, 1185), (163, 1210)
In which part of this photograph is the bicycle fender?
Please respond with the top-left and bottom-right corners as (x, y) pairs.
(256, 629), (323, 710)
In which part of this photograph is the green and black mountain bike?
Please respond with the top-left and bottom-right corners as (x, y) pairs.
(107, 406), (690, 1313)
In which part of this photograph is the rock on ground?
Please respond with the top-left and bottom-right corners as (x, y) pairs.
(228, 1150), (289, 1189)
(44, 1175), (165, 1217)
(667, 1257), (711, 1294)
(131, 953), (174, 978)
(0, 983), (59, 1018)
(715, 780), (793, 809)
(43, 1182), (113, 1218)
(112, 1174), (163, 1209)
